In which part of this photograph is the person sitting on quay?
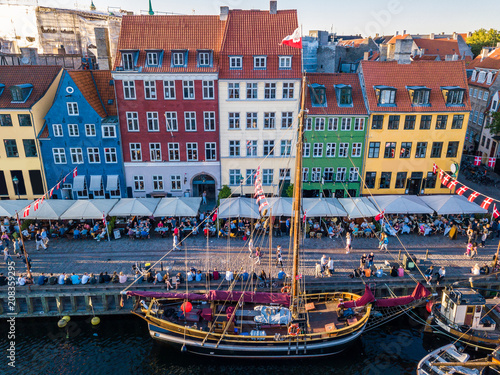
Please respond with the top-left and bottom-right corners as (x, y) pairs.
(81, 272), (90, 285)
(278, 268), (286, 281)
(212, 268), (219, 281)
(241, 270), (249, 282)
(225, 269), (234, 284)
(57, 272), (66, 285)
(37, 272), (48, 286)
(18, 274), (27, 286)
(64, 274), (73, 285)
(195, 270), (203, 282)
(103, 272), (111, 283)
(47, 273), (57, 285)
(119, 272), (127, 284)
(480, 263), (490, 275)
(110, 271), (119, 283)
(424, 266), (434, 284)
(471, 263), (480, 276)
(436, 266), (446, 286)
(71, 273), (80, 285)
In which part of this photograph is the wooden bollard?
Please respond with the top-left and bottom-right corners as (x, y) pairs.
(398, 250), (401, 260)
(425, 249), (429, 260)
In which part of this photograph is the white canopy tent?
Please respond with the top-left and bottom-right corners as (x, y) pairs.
(302, 198), (348, 217)
(0, 200), (33, 218)
(368, 195), (434, 215)
(338, 197), (380, 219)
(109, 198), (161, 217)
(419, 195), (487, 215)
(153, 197), (201, 217)
(266, 197), (293, 217)
(218, 197), (260, 219)
(23, 200), (75, 220)
(60, 199), (119, 220)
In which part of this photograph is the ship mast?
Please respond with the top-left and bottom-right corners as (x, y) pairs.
(290, 74), (307, 317)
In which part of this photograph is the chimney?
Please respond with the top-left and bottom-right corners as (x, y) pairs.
(94, 27), (111, 70)
(467, 32), (472, 38)
(270, 1), (277, 14)
(430, 33), (435, 39)
(480, 48), (489, 62)
(364, 51), (370, 61)
(220, 6), (229, 21)
(396, 31), (399, 36)
(403, 29), (406, 35)
(375, 33), (379, 38)
(452, 32), (457, 39)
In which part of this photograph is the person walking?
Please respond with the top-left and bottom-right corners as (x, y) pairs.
(255, 247), (262, 265)
(327, 257), (334, 276)
(480, 226), (489, 248)
(276, 246), (283, 267)
(1, 232), (10, 249)
(248, 238), (254, 258)
(345, 232), (352, 254)
(173, 234), (180, 251)
(3, 247), (13, 265)
(379, 234), (388, 252)
(35, 230), (47, 250)
(202, 190), (207, 205)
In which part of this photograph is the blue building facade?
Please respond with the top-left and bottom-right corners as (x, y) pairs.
(38, 70), (126, 199)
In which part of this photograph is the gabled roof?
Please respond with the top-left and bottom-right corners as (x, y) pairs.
(360, 60), (471, 112)
(114, 15), (227, 73)
(306, 73), (367, 116)
(68, 70), (116, 118)
(387, 34), (411, 44)
(0, 66), (62, 109)
(413, 38), (462, 60)
(468, 48), (500, 70)
(219, 9), (301, 79)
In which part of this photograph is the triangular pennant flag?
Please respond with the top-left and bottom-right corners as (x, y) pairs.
(456, 185), (468, 196)
(56, 182), (61, 190)
(23, 205), (30, 218)
(468, 191), (480, 202)
(493, 204), (500, 219)
(480, 197), (493, 210)
(33, 200), (39, 211)
(49, 187), (54, 197)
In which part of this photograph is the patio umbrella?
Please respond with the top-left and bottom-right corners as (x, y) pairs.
(266, 197), (293, 216)
(338, 197), (380, 219)
(419, 195), (487, 215)
(109, 198), (161, 217)
(0, 200), (33, 218)
(23, 199), (75, 220)
(368, 195), (434, 215)
(218, 197), (260, 219)
(60, 199), (119, 220)
(153, 197), (201, 217)
(302, 198), (348, 217)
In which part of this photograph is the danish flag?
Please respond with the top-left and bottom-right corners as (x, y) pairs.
(23, 205), (30, 218)
(63, 176), (67, 183)
(439, 169), (444, 180)
(256, 195), (266, 203)
(474, 156), (481, 166)
(375, 210), (385, 221)
(456, 185), (468, 196)
(441, 174), (451, 186)
(259, 201), (269, 212)
(488, 157), (496, 168)
(493, 204), (500, 219)
(280, 27), (302, 49)
(33, 200), (39, 211)
(468, 191), (480, 202)
(56, 182), (61, 190)
(49, 187), (54, 197)
(73, 167), (78, 177)
(480, 197), (493, 210)
(432, 163), (438, 174)
(447, 179), (458, 190)
(254, 189), (264, 197)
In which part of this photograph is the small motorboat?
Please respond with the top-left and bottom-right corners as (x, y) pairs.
(417, 343), (480, 375)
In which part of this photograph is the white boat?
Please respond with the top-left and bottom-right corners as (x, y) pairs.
(417, 344), (480, 375)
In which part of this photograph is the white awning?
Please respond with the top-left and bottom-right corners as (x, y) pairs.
(89, 175), (102, 191)
(106, 175), (119, 191)
(73, 175), (85, 192)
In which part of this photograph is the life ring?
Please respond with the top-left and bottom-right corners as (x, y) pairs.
(281, 286), (291, 293)
(288, 324), (301, 336)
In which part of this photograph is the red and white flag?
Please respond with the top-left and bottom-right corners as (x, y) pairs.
(438, 169), (444, 180)
(493, 204), (500, 219)
(441, 174), (451, 186)
(73, 167), (78, 177)
(259, 201), (269, 212)
(23, 205), (30, 218)
(432, 163), (438, 174)
(468, 191), (480, 202)
(447, 179), (458, 190)
(254, 189), (264, 197)
(456, 185), (468, 196)
(56, 181), (61, 190)
(474, 156), (481, 166)
(33, 199), (39, 211)
(256, 195), (266, 203)
(49, 187), (54, 197)
(63, 176), (67, 183)
(488, 157), (496, 168)
(303, 210), (307, 223)
(375, 210), (385, 221)
(280, 27), (302, 49)
(480, 197), (493, 210)
(102, 212), (107, 226)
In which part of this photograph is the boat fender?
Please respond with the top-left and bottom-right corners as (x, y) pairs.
(57, 319), (68, 328)
(281, 286), (291, 293)
(288, 324), (301, 336)
(181, 344), (187, 352)
(91, 317), (100, 326)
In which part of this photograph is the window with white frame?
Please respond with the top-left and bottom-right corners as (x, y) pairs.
(70, 148), (83, 164)
(229, 169), (241, 185)
(279, 169), (291, 181)
(264, 112), (276, 129)
(202, 80), (214, 99)
(351, 143), (362, 157)
(204, 112), (215, 131)
(229, 140), (240, 156)
(246, 140), (257, 156)
(305, 118), (312, 131)
(484, 91), (489, 101)
(313, 143), (323, 157)
(341, 118), (351, 131)
(228, 83), (240, 99)
(246, 83), (257, 99)
(263, 169), (273, 185)
(186, 143), (198, 161)
(279, 56), (292, 69)
(336, 167), (346, 182)
(184, 112), (196, 131)
(165, 112), (178, 131)
(146, 52), (159, 67)
(354, 118), (365, 131)
(349, 167), (359, 181)
(486, 72), (493, 85)
(150, 143), (161, 161)
(133, 176), (144, 191)
(85, 124), (96, 136)
(302, 168), (309, 182)
(171, 175), (182, 190)
(281, 112), (293, 128)
(53, 124), (63, 137)
(163, 80), (175, 99)
(152, 175), (164, 191)
(477, 71), (486, 83)
(326, 143), (336, 157)
(246, 112), (258, 129)
(183, 80), (194, 99)
(245, 169), (256, 185)
(205, 142), (216, 161)
(168, 143), (180, 161)
(229, 56), (242, 69)
(254, 56), (267, 69)
(87, 148), (100, 163)
(280, 140), (291, 156)
(229, 112), (240, 129)
(104, 147), (117, 163)
(126, 112), (139, 131)
(469, 87), (473, 97)
(315, 118), (325, 131)
(147, 112), (159, 131)
(53, 148), (66, 164)
(102, 125), (116, 138)
(198, 51), (211, 67)
(283, 82), (294, 98)
(130, 143), (142, 161)
(144, 80), (156, 99)
(172, 51), (185, 66)
(68, 124), (79, 137)
(311, 167), (321, 182)
(324, 167), (334, 182)
(67, 102), (78, 116)
(263, 140), (274, 156)
(123, 81), (136, 99)
(303, 143), (310, 157)
(264, 83), (276, 99)
(473, 89), (478, 98)
(122, 52), (134, 70)
(338, 143), (349, 157)
(328, 118), (338, 131)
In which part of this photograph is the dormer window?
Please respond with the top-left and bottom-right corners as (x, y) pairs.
(10, 84), (33, 103)
(172, 50), (187, 67)
(335, 84), (352, 106)
(441, 86), (465, 106)
(146, 50), (162, 67)
(120, 50), (139, 70)
(279, 56), (292, 69)
(197, 50), (212, 67)
(486, 72), (493, 85)
(374, 86), (397, 105)
(229, 56), (242, 69)
(471, 70), (477, 81)
(407, 86), (431, 106)
(254, 56), (267, 70)
(309, 84), (326, 107)
(477, 71), (486, 84)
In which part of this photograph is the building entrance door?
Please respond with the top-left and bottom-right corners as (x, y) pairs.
(407, 172), (423, 195)
(192, 174), (216, 206)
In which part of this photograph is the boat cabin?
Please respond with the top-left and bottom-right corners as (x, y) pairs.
(440, 288), (496, 331)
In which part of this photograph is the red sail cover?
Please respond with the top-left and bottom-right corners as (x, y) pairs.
(342, 284), (375, 308)
(126, 291), (209, 300)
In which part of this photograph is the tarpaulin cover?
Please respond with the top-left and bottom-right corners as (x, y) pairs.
(374, 283), (430, 307)
(208, 291), (290, 306)
(126, 291), (209, 300)
(342, 284), (376, 308)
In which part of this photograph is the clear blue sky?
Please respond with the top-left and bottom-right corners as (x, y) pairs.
(41, 0), (500, 37)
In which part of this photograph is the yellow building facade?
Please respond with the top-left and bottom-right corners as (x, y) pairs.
(0, 66), (62, 199)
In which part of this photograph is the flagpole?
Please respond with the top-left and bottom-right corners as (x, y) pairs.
(16, 212), (32, 279)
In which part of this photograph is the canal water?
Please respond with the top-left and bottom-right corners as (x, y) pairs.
(0, 311), (455, 375)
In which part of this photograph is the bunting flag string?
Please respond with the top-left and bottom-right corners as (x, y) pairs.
(253, 167), (269, 215)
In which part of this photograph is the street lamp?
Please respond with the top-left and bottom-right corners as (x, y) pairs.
(12, 176), (20, 200)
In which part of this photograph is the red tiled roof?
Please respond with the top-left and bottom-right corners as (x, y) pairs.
(413, 38), (461, 60)
(39, 123), (49, 139)
(468, 48), (500, 70)
(114, 15), (227, 72)
(387, 34), (411, 44)
(469, 72), (498, 89)
(219, 9), (301, 79)
(360, 60), (471, 113)
(0, 66), (62, 109)
(369, 52), (380, 61)
(68, 70), (116, 118)
(411, 55), (439, 61)
(306, 73), (367, 116)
